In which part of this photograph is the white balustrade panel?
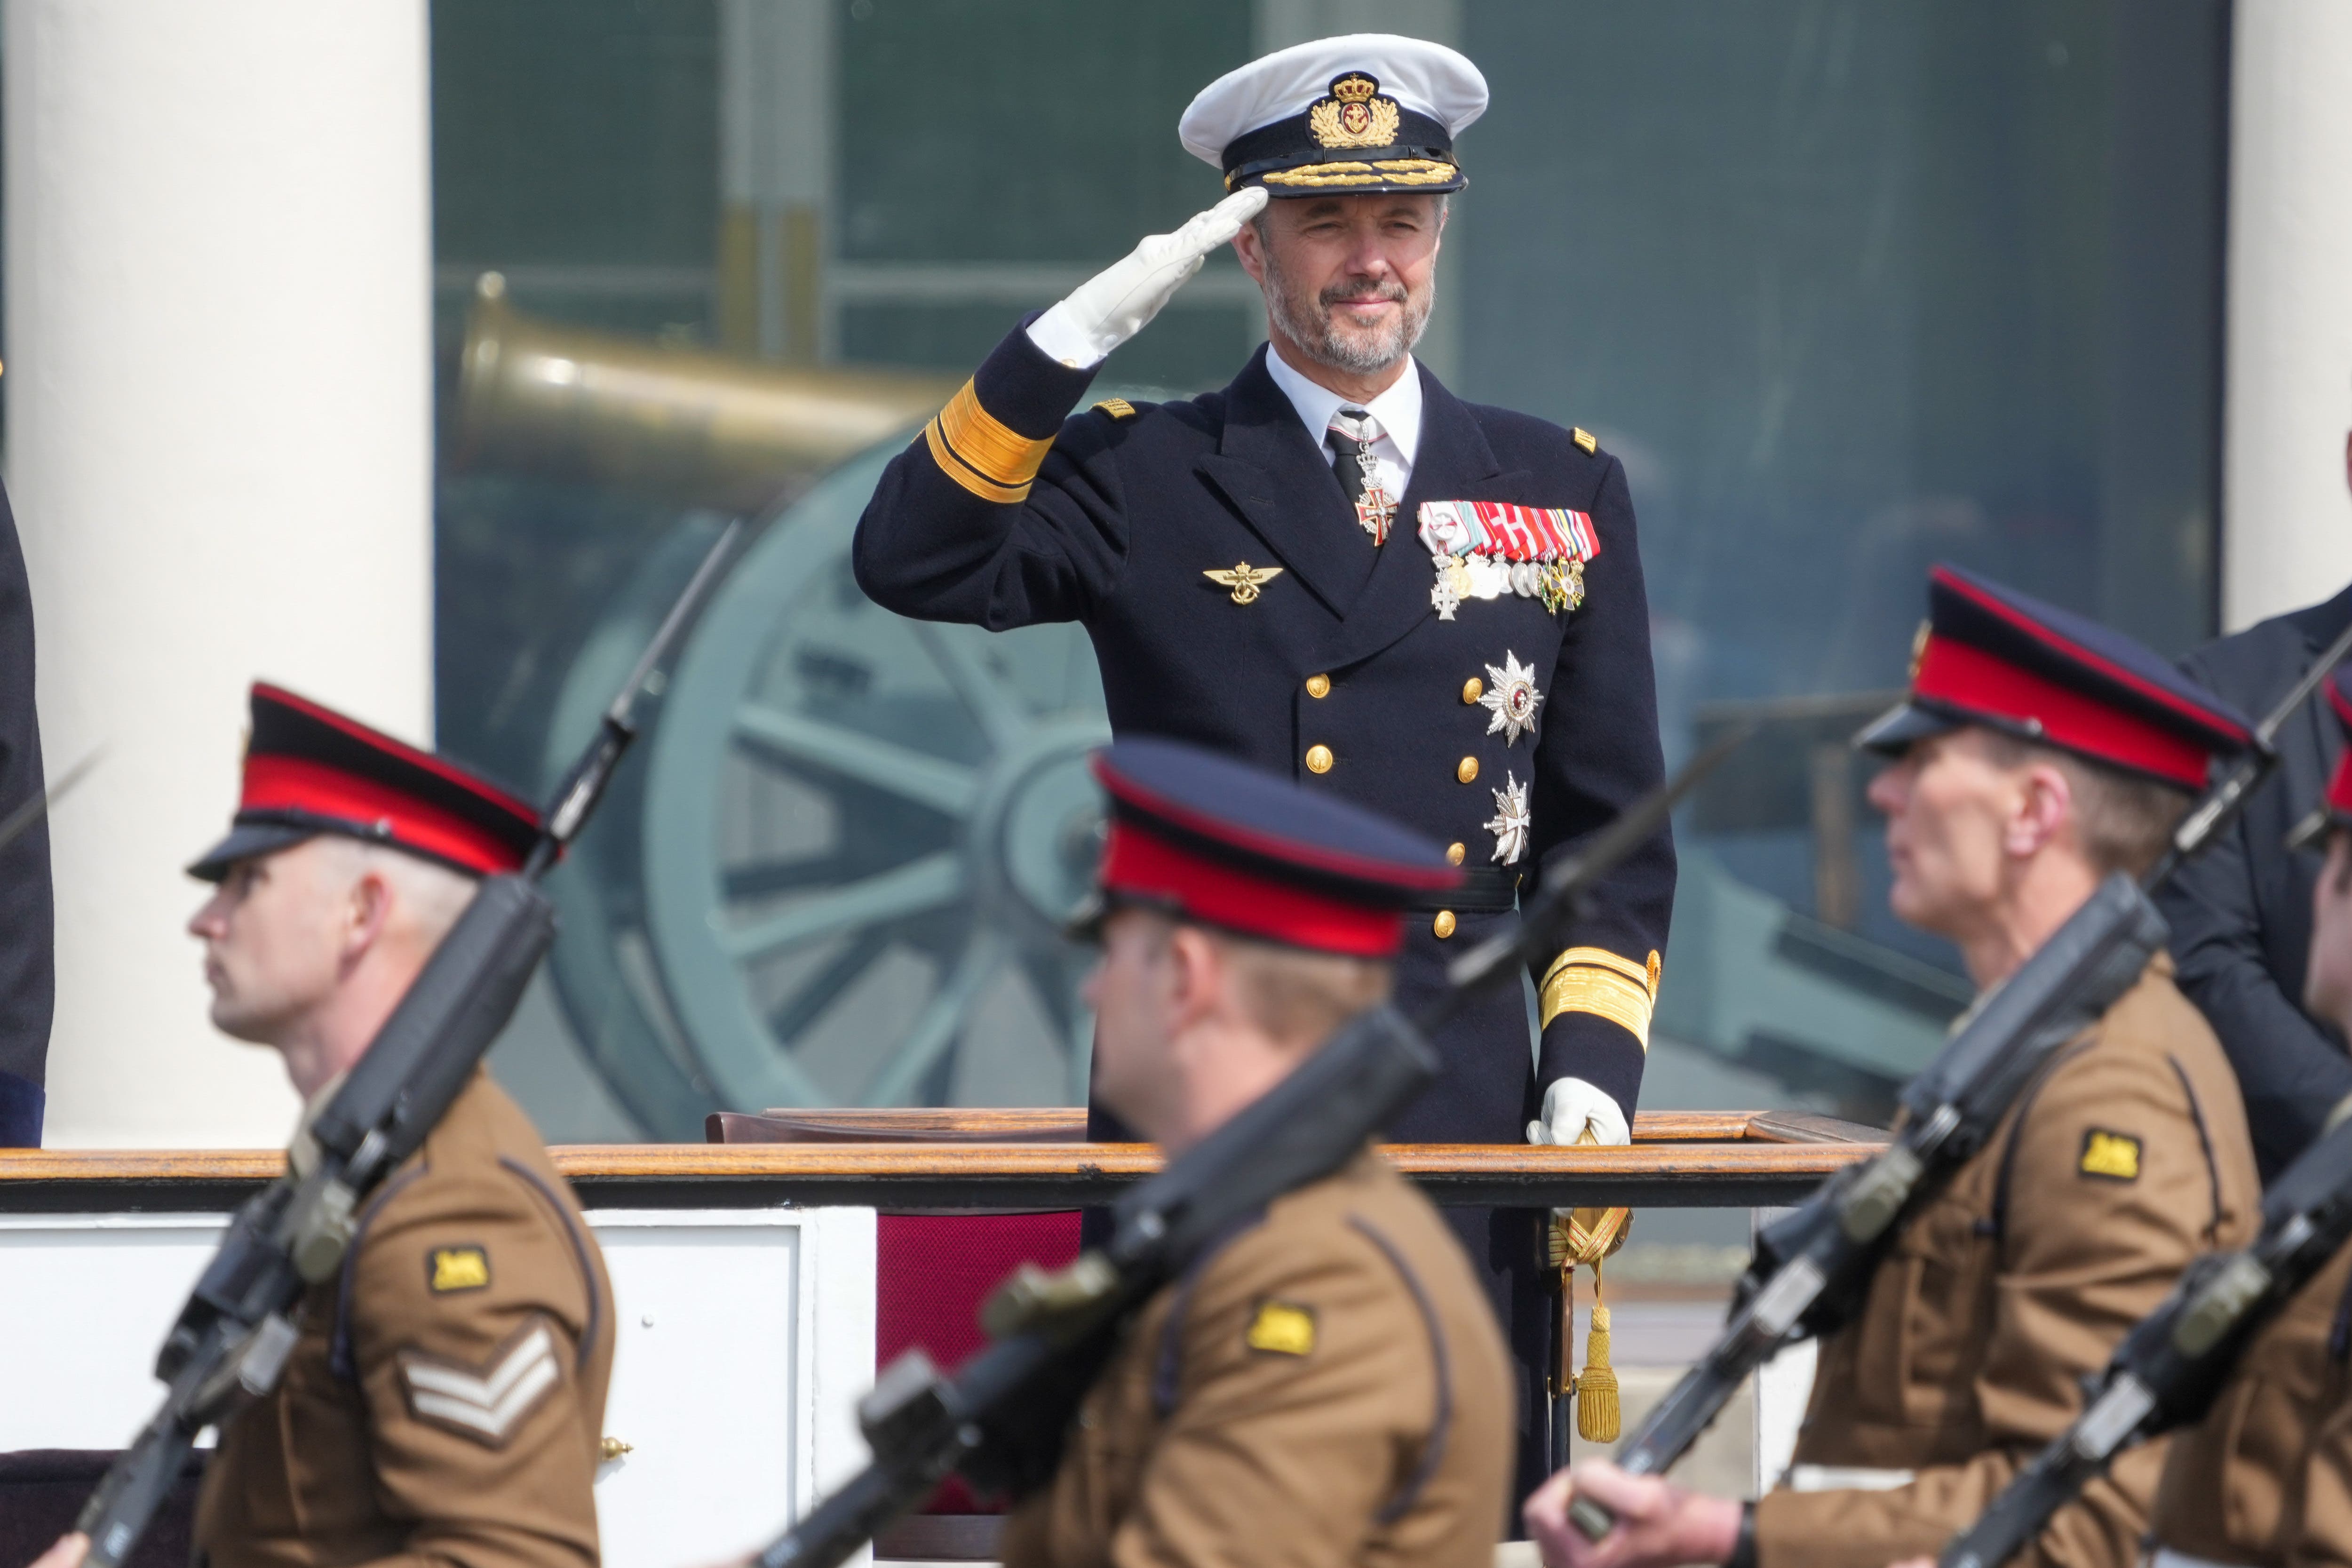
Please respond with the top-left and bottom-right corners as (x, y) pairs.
(0, 1205), (877, 1568)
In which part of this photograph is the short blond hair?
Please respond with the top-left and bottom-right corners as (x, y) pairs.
(317, 836), (480, 947)
(1210, 929), (1393, 1046)
(1974, 732), (2193, 878)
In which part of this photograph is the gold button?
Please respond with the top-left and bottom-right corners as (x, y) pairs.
(1305, 674), (1331, 699)
(1433, 910), (1457, 939)
(1446, 842), (1466, 865)
(1306, 745), (1334, 774)
(1462, 677), (1484, 704)
(1456, 756), (1479, 784)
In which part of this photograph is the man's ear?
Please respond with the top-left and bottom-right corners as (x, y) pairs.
(2008, 762), (2074, 858)
(1164, 924), (1226, 1035)
(342, 866), (396, 965)
(1232, 213), (1267, 285)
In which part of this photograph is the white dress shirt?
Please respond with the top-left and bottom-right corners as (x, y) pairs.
(1261, 341), (1424, 499)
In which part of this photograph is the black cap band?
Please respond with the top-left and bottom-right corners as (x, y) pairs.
(1219, 72), (1464, 196)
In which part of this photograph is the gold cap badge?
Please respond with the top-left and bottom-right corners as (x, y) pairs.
(1310, 72), (1401, 149)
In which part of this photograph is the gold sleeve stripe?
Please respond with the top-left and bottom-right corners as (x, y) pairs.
(1539, 947), (1660, 1051)
(1542, 947), (1652, 991)
(924, 378), (1055, 501)
(924, 419), (1030, 503)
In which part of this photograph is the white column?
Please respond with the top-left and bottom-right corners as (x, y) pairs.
(6, 2), (435, 1146)
(2222, 0), (2352, 632)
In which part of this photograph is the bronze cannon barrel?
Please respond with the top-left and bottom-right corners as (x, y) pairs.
(453, 271), (958, 510)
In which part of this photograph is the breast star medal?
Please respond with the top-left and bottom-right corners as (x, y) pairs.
(1486, 771), (1531, 865)
(1479, 651), (1545, 745)
(1204, 562), (1285, 605)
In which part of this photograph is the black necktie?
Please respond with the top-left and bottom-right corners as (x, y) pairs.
(1327, 408), (1393, 546)
(1327, 407), (1375, 505)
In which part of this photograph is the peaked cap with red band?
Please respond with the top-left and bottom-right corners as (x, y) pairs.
(2288, 668), (2352, 853)
(189, 684), (541, 882)
(1086, 737), (1459, 958)
(1857, 564), (2256, 790)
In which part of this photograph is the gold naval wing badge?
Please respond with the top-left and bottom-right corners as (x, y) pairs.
(1309, 73), (1402, 149)
(1205, 562), (1285, 605)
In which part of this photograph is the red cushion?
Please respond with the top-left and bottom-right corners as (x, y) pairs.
(876, 1212), (1082, 1514)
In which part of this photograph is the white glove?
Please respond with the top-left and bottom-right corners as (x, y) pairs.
(1026, 187), (1270, 368)
(1527, 1077), (1630, 1148)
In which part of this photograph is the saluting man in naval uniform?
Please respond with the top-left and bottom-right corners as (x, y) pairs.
(852, 34), (1677, 1504)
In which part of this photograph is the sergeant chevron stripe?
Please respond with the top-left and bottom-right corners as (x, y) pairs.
(399, 1318), (562, 1447)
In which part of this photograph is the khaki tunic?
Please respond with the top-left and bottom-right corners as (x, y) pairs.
(1754, 955), (2260, 1568)
(194, 1072), (615, 1568)
(999, 1148), (1512, 1568)
(2150, 1238), (2352, 1568)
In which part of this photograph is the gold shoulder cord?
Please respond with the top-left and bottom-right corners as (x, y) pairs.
(1538, 945), (1660, 1445)
(1549, 1144), (1630, 1442)
(925, 379), (1056, 503)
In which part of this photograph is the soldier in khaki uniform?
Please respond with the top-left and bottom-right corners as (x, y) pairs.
(1000, 737), (1513, 1568)
(1524, 566), (2264, 1568)
(2143, 667), (2352, 1568)
(31, 684), (614, 1568)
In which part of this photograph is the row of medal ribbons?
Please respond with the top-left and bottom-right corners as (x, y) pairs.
(1415, 499), (1601, 565)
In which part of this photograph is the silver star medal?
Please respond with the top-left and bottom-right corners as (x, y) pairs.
(1478, 651), (1545, 745)
(1486, 771), (1531, 865)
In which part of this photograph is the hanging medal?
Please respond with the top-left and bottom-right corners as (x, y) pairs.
(1415, 500), (1602, 620)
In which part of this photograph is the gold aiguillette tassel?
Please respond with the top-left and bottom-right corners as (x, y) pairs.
(1576, 1256), (1620, 1442)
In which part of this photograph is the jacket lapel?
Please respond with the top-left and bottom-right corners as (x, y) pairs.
(1193, 347), (1371, 620)
(1310, 364), (1524, 671)
(2292, 584), (2352, 793)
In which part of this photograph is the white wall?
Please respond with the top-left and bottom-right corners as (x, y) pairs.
(0, 1205), (879, 1568)
(2223, 0), (2352, 632)
(4, 1), (436, 1146)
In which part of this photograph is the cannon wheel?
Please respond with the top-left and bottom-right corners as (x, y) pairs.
(544, 434), (1112, 1126)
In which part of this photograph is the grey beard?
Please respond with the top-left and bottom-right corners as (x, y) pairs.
(1261, 249), (1433, 376)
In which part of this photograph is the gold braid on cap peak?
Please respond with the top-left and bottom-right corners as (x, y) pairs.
(1257, 158), (1459, 189)
(925, 379), (1056, 503)
(1539, 946), (1660, 1049)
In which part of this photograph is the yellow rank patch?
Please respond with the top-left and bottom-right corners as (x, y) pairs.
(1245, 1299), (1317, 1356)
(1093, 398), (1137, 420)
(1572, 427), (1599, 455)
(2079, 1130), (2142, 1182)
(429, 1245), (492, 1293)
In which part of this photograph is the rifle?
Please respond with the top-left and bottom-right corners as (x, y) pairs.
(750, 728), (1748, 1568)
(72, 521), (743, 1568)
(0, 747), (102, 855)
(1940, 1099), (2352, 1568)
(1567, 617), (2352, 1545)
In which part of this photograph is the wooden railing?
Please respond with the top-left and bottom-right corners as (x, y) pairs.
(0, 1110), (1883, 1213)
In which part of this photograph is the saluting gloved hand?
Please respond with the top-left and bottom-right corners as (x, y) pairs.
(1026, 186), (1270, 368)
(1528, 1076), (1631, 1148)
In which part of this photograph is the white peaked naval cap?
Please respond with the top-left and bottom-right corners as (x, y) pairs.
(1179, 34), (1489, 198)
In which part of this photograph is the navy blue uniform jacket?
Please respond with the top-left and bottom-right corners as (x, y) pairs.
(2157, 584), (2352, 1182)
(856, 324), (1677, 1508)
(853, 325), (1677, 1141)
(0, 477), (48, 1147)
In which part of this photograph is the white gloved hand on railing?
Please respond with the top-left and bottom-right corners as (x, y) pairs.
(1526, 1076), (1630, 1148)
(1026, 186), (1270, 369)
